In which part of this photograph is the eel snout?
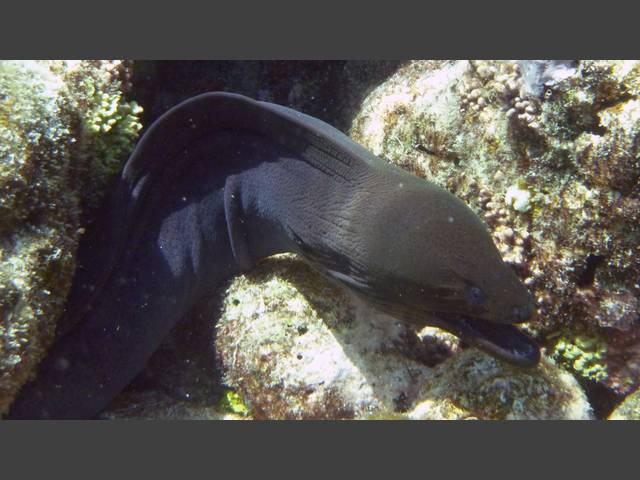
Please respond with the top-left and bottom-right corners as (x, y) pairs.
(435, 311), (541, 367)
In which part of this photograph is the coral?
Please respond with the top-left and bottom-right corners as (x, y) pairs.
(0, 61), (142, 416)
(350, 60), (640, 396)
(214, 254), (591, 420)
(550, 332), (608, 382)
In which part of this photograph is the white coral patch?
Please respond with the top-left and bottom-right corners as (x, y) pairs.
(505, 184), (531, 212)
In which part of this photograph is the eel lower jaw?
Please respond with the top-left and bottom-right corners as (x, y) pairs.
(431, 311), (541, 367)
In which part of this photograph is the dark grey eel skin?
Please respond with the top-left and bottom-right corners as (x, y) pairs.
(7, 92), (539, 419)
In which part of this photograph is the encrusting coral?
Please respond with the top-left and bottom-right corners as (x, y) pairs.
(407, 349), (592, 420)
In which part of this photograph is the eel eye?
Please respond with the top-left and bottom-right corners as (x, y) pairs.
(467, 285), (486, 306)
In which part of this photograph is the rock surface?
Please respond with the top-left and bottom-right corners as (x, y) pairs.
(407, 350), (592, 420)
(0, 60), (142, 416)
(215, 255), (592, 420)
(608, 387), (640, 420)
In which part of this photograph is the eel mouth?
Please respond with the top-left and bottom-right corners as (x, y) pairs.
(433, 312), (541, 367)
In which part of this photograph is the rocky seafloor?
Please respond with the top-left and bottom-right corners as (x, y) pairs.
(1, 60), (639, 420)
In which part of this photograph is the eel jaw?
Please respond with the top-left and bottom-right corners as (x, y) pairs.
(432, 312), (541, 367)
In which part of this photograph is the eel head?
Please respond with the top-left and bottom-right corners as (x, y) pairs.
(318, 174), (541, 367)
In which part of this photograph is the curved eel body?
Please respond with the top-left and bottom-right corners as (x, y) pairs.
(7, 92), (539, 419)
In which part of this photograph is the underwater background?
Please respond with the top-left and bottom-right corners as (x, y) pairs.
(1, 60), (639, 419)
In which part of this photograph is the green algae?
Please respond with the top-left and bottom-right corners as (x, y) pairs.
(62, 61), (143, 215)
(551, 333), (608, 383)
(218, 389), (250, 417)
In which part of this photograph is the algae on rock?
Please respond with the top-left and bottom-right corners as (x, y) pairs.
(0, 60), (142, 416)
(408, 350), (592, 420)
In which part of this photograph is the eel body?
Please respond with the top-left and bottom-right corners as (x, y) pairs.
(7, 92), (539, 419)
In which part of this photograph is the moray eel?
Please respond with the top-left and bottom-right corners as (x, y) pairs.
(7, 92), (539, 419)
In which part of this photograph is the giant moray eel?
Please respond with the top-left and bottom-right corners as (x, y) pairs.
(7, 92), (539, 419)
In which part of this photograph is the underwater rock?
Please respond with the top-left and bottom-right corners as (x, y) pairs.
(215, 255), (441, 419)
(0, 60), (142, 416)
(517, 60), (577, 98)
(608, 387), (640, 420)
(408, 350), (592, 420)
(101, 389), (247, 420)
(215, 255), (590, 420)
(349, 60), (640, 396)
(0, 61), (74, 417)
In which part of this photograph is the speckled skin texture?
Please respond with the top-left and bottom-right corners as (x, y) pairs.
(8, 92), (536, 419)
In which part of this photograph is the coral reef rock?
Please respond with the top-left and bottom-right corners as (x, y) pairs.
(407, 350), (592, 420)
(215, 254), (434, 419)
(349, 60), (640, 396)
(608, 387), (640, 420)
(0, 60), (142, 416)
(215, 255), (592, 420)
